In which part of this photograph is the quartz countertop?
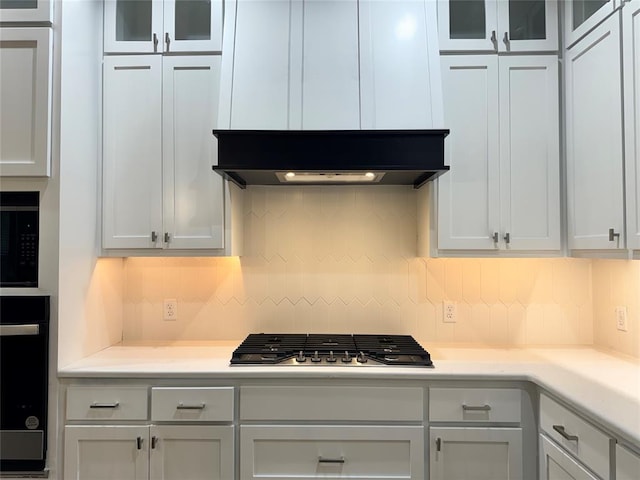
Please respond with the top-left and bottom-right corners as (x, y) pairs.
(58, 343), (640, 447)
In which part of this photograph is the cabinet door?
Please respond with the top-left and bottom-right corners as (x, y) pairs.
(163, 0), (223, 52)
(360, 0), (443, 128)
(228, 0), (292, 129)
(0, 28), (52, 177)
(565, 0), (618, 48)
(240, 425), (424, 480)
(437, 55), (500, 251)
(149, 425), (234, 480)
(0, 0), (52, 22)
(103, 55), (163, 249)
(566, 14), (624, 251)
(294, 0), (360, 129)
(162, 56), (224, 249)
(104, 0), (164, 53)
(498, 0), (558, 52)
(539, 434), (599, 480)
(624, 1), (640, 251)
(64, 425), (149, 480)
(616, 444), (640, 480)
(430, 427), (523, 480)
(437, 0), (499, 52)
(499, 56), (560, 251)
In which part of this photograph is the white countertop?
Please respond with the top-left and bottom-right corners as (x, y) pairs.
(59, 343), (640, 447)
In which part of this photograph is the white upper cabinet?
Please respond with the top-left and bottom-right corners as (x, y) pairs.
(0, 27), (52, 177)
(437, 55), (560, 252)
(566, 13), (624, 251)
(104, 0), (223, 53)
(437, 0), (558, 53)
(624, 0), (640, 252)
(565, 0), (618, 48)
(0, 0), (52, 22)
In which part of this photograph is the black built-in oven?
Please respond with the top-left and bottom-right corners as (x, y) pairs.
(0, 191), (39, 288)
(0, 295), (49, 473)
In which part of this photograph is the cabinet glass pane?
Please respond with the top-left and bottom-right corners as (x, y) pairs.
(174, 0), (211, 41)
(116, 0), (153, 42)
(0, 0), (37, 8)
(449, 0), (486, 40)
(509, 0), (546, 40)
(572, 0), (607, 30)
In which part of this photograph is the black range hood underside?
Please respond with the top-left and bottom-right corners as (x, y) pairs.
(212, 129), (449, 189)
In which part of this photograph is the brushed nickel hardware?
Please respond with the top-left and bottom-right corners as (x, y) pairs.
(89, 402), (120, 409)
(318, 456), (345, 464)
(176, 402), (206, 410)
(492, 232), (499, 243)
(151, 436), (158, 449)
(151, 231), (158, 242)
(553, 425), (578, 441)
(503, 31), (510, 48)
(165, 32), (170, 52)
(608, 228), (620, 242)
(490, 30), (497, 50)
(0, 324), (39, 336)
(462, 404), (492, 412)
(503, 232), (511, 244)
(153, 33), (158, 52)
(436, 437), (442, 452)
(136, 436), (143, 450)
(164, 232), (170, 243)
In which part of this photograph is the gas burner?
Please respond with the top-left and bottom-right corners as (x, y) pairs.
(230, 334), (433, 367)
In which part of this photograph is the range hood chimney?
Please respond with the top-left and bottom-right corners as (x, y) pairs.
(213, 0), (448, 189)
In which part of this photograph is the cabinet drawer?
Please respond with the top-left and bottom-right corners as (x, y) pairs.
(240, 386), (423, 422)
(429, 388), (521, 423)
(151, 387), (234, 422)
(539, 393), (611, 480)
(240, 425), (424, 479)
(66, 386), (148, 420)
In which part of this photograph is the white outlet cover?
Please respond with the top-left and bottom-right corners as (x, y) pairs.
(443, 301), (457, 323)
(615, 306), (628, 332)
(163, 299), (178, 321)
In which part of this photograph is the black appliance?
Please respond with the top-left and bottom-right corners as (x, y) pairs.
(0, 295), (50, 473)
(212, 129), (450, 189)
(230, 333), (433, 367)
(0, 191), (39, 288)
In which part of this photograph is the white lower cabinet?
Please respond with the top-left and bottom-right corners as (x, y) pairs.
(540, 434), (599, 480)
(430, 427), (523, 480)
(616, 444), (640, 480)
(240, 425), (424, 480)
(102, 55), (225, 252)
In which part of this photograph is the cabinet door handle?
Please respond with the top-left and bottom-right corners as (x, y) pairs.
(151, 436), (158, 449)
(492, 232), (499, 244)
(490, 30), (497, 50)
(435, 437), (442, 452)
(503, 232), (511, 244)
(136, 436), (143, 450)
(553, 425), (578, 441)
(151, 231), (158, 242)
(462, 404), (492, 411)
(165, 32), (171, 52)
(89, 402), (120, 409)
(608, 228), (620, 242)
(164, 232), (170, 243)
(176, 402), (206, 410)
(318, 456), (345, 464)
(503, 31), (510, 49)
(153, 33), (158, 53)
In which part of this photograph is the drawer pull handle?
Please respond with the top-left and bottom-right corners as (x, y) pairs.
(89, 402), (120, 409)
(553, 425), (578, 441)
(462, 404), (491, 411)
(176, 402), (206, 410)
(136, 436), (143, 450)
(318, 456), (345, 464)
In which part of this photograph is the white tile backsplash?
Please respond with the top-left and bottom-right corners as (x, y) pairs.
(121, 186), (598, 348)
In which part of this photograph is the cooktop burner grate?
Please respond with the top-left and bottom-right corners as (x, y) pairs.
(230, 333), (433, 367)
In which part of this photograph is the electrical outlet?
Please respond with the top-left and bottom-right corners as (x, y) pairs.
(163, 299), (178, 321)
(443, 301), (457, 323)
(615, 306), (628, 332)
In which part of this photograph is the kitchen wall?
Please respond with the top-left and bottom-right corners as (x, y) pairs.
(122, 186), (595, 347)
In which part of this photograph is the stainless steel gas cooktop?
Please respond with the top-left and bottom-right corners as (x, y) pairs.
(230, 334), (433, 367)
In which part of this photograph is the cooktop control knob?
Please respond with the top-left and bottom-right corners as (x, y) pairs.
(296, 350), (306, 363)
(357, 351), (367, 363)
(326, 350), (337, 363)
(311, 350), (322, 363)
(342, 351), (352, 363)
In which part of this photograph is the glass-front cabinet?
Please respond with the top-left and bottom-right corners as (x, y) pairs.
(564, 0), (617, 48)
(104, 0), (223, 53)
(437, 0), (558, 52)
(0, 0), (52, 22)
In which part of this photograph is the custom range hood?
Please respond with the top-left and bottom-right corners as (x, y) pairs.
(212, 129), (449, 189)
(213, 0), (448, 189)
